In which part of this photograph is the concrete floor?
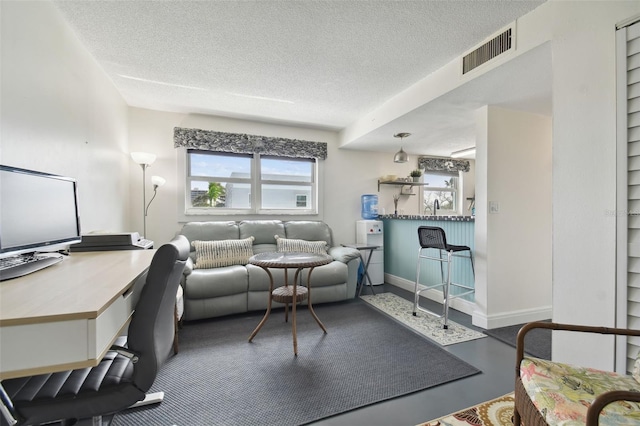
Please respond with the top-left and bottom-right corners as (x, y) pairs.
(308, 284), (517, 426)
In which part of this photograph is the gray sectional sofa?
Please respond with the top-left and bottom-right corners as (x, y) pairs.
(178, 220), (361, 321)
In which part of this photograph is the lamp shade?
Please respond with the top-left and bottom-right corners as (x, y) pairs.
(151, 175), (166, 187)
(393, 148), (408, 163)
(130, 152), (156, 165)
(393, 132), (410, 163)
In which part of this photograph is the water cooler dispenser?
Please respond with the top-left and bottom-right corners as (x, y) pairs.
(356, 220), (384, 285)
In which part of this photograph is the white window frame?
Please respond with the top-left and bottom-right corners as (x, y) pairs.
(421, 171), (460, 215)
(182, 149), (319, 216)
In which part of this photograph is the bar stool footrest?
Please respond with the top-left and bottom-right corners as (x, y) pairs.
(412, 304), (443, 319)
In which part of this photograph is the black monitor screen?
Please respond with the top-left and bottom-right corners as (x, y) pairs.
(0, 165), (81, 257)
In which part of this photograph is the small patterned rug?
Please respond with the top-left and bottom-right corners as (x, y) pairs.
(418, 393), (516, 426)
(360, 292), (486, 346)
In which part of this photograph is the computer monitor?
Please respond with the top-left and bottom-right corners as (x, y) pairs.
(0, 165), (82, 259)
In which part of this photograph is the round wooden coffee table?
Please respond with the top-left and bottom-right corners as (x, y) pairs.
(247, 251), (333, 355)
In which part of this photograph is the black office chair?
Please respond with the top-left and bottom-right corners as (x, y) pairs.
(412, 226), (474, 329)
(0, 235), (190, 426)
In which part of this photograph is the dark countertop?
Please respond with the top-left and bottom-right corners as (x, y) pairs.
(378, 215), (475, 222)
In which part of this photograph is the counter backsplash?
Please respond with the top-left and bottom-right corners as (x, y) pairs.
(378, 215), (475, 222)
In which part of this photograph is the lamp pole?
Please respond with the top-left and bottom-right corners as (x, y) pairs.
(140, 163), (148, 238)
(130, 152), (157, 239)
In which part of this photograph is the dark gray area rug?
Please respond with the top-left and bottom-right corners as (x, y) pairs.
(113, 300), (481, 426)
(483, 321), (552, 359)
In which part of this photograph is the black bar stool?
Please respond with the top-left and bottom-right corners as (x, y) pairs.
(413, 226), (475, 329)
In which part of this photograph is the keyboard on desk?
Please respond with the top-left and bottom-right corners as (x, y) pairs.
(0, 253), (64, 281)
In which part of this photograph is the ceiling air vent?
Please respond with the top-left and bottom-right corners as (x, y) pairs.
(462, 27), (513, 75)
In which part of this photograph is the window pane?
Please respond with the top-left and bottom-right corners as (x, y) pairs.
(190, 152), (251, 179)
(422, 172), (458, 214)
(424, 191), (456, 214)
(262, 184), (312, 209)
(190, 180), (251, 208)
(423, 173), (457, 188)
(184, 150), (318, 215)
(261, 157), (312, 182)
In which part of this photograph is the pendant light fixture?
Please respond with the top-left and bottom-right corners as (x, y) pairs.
(393, 132), (411, 163)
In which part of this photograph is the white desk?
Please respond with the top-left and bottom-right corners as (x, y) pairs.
(0, 250), (155, 380)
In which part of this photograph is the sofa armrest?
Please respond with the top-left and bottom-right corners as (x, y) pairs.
(183, 257), (194, 275)
(328, 246), (360, 264)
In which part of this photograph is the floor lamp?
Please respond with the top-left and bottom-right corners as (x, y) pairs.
(131, 152), (156, 238)
(145, 175), (166, 221)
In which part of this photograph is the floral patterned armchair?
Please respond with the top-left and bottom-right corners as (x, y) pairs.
(514, 322), (640, 425)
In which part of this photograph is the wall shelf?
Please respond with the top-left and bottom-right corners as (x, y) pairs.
(377, 180), (428, 192)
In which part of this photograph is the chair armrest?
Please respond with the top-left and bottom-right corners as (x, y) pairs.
(328, 246), (361, 263)
(515, 322), (640, 377)
(110, 345), (140, 363)
(586, 390), (640, 426)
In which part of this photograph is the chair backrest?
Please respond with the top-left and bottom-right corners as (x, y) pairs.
(417, 226), (448, 249)
(127, 235), (190, 392)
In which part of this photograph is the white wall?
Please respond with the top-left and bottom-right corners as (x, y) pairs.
(128, 108), (404, 245)
(1, 1), (131, 234)
(551, 1), (640, 370)
(473, 106), (552, 329)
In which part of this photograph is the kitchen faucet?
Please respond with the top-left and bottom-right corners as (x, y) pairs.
(433, 199), (439, 216)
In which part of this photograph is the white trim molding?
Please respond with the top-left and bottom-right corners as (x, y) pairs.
(385, 273), (551, 329)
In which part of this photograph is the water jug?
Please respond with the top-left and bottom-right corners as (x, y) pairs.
(361, 194), (379, 219)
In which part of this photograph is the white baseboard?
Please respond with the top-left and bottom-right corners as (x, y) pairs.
(384, 273), (552, 330)
(471, 306), (552, 330)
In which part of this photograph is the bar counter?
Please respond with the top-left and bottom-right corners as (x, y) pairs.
(378, 214), (474, 221)
(380, 215), (475, 301)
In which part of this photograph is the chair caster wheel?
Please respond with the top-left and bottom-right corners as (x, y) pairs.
(412, 312), (417, 316)
(443, 324), (448, 330)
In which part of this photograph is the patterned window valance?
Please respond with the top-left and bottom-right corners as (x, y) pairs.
(174, 127), (327, 160)
(418, 157), (470, 173)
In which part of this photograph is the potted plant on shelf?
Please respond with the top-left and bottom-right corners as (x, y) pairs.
(409, 169), (423, 182)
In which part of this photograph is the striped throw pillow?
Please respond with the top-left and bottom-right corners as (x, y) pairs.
(192, 236), (255, 269)
(275, 235), (328, 254)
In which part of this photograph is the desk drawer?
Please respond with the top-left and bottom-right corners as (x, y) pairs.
(0, 289), (134, 379)
(0, 320), (89, 378)
(90, 287), (135, 359)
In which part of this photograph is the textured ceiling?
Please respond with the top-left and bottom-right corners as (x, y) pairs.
(52, 0), (549, 155)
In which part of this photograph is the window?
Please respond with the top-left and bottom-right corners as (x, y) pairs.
(422, 172), (458, 215)
(186, 150), (317, 215)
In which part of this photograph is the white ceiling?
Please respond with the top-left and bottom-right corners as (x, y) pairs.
(52, 0), (550, 157)
(345, 42), (552, 157)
